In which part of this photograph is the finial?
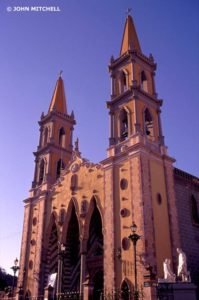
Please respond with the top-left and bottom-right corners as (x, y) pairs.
(71, 110), (75, 119)
(75, 137), (79, 152)
(110, 55), (114, 63)
(149, 53), (154, 61)
(59, 70), (63, 78)
(126, 8), (132, 17)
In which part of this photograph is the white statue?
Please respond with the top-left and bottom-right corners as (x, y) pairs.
(47, 272), (57, 288)
(163, 258), (176, 282)
(177, 248), (191, 282)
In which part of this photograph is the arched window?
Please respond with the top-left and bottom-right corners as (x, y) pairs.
(121, 280), (130, 300)
(25, 290), (31, 300)
(121, 70), (128, 92)
(120, 108), (128, 140)
(144, 108), (154, 140)
(141, 71), (148, 92)
(70, 174), (78, 192)
(56, 159), (65, 179)
(191, 195), (199, 224)
(43, 127), (48, 146)
(59, 209), (65, 225)
(38, 159), (45, 185)
(59, 127), (66, 148)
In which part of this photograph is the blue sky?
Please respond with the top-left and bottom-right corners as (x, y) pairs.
(0, 0), (198, 273)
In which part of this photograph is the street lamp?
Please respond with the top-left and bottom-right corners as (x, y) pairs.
(128, 223), (141, 300)
(11, 258), (20, 297)
(56, 242), (66, 299)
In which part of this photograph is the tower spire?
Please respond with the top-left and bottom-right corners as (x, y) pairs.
(48, 74), (67, 114)
(120, 14), (141, 55)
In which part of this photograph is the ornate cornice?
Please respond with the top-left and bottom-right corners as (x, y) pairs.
(33, 143), (72, 156)
(39, 110), (76, 125)
(109, 50), (156, 72)
(174, 168), (199, 186)
(107, 85), (162, 108)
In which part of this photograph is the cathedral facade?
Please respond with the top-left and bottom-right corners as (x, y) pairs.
(17, 15), (199, 299)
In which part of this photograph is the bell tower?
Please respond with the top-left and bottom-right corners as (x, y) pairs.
(32, 74), (76, 189)
(103, 14), (180, 293)
(108, 15), (164, 150)
(17, 75), (76, 298)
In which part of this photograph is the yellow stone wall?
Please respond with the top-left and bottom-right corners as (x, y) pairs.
(150, 159), (172, 276)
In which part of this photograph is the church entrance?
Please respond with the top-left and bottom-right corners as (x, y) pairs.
(86, 200), (104, 299)
(93, 271), (103, 300)
(62, 204), (80, 293)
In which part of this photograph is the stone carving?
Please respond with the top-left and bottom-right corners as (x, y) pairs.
(163, 259), (176, 282)
(177, 248), (191, 282)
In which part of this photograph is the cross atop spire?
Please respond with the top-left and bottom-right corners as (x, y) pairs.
(48, 75), (67, 114)
(126, 8), (132, 16)
(120, 14), (141, 55)
(59, 70), (63, 78)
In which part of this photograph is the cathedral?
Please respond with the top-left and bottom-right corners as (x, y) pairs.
(17, 15), (199, 299)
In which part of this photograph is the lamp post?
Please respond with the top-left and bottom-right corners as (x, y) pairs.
(56, 242), (66, 299)
(128, 223), (141, 300)
(11, 258), (20, 297)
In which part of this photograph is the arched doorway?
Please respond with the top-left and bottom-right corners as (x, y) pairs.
(45, 220), (58, 287)
(93, 271), (103, 300)
(121, 280), (131, 300)
(24, 290), (31, 300)
(62, 204), (80, 293)
(86, 200), (103, 299)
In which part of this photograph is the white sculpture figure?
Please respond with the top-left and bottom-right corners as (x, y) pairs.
(47, 272), (57, 287)
(163, 258), (176, 282)
(177, 248), (191, 282)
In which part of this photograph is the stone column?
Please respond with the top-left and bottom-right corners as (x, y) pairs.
(109, 111), (115, 146)
(80, 239), (87, 299)
(44, 286), (54, 300)
(133, 95), (141, 133)
(157, 109), (165, 145)
(32, 195), (46, 297)
(83, 276), (94, 300)
(103, 165), (115, 294)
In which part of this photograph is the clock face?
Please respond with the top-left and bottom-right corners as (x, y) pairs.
(71, 163), (79, 173)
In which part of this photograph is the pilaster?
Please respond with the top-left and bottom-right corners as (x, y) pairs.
(17, 204), (31, 298)
(103, 164), (115, 293)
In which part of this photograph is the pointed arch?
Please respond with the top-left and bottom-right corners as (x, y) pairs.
(38, 158), (45, 185)
(56, 159), (65, 179)
(121, 279), (132, 300)
(120, 69), (129, 93)
(44, 212), (59, 249)
(83, 196), (104, 241)
(59, 127), (66, 147)
(141, 70), (148, 92)
(43, 127), (48, 146)
(70, 174), (78, 192)
(144, 107), (154, 140)
(85, 197), (104, 298)
(119, 106), (131, 141)
(62, 198), (80, 244)
(62, 199), (81, 292)
(24, 290), (31, 300)
(44, 213), (59, 288)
